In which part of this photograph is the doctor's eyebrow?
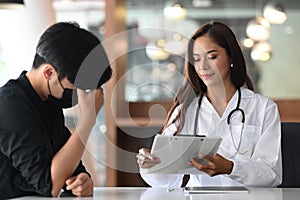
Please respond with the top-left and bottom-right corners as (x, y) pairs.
(193, 49), (218, 54)
(193, 49), (218, 56)
(207, 49), (217, 54)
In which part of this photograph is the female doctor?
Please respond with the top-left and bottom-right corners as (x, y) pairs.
(136, 21), (282, 188)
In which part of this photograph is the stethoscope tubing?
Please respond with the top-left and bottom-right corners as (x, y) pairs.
(194, 88), (245, 136)
(193, 88), (247, 155)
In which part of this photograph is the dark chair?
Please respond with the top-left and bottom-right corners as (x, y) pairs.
(278, 122), (300, 188)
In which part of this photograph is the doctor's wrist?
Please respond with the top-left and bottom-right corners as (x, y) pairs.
(226, 161), (234, 175)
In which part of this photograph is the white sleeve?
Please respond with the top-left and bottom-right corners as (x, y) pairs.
(228, 98), (282, 187)
(140, 173), (184, 188)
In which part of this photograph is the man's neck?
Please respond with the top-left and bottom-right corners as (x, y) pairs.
(26, 69), (47, 100)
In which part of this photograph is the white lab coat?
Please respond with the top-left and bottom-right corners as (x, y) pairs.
(141, 88), (282, 188)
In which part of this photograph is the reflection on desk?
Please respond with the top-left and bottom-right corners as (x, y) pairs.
(10, 187), (300, 200)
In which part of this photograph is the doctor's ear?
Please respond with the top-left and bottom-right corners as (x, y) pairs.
(42, 64), (56, 80)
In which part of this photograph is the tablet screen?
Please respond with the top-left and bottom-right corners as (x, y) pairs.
(140, 134), (222, 174)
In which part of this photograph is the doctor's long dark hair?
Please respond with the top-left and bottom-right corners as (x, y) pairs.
(162, 21), (254, 135)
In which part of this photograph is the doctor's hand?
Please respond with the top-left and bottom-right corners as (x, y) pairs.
(188, 153), (233, 177)
(136, 148), (161, 169)
(65, 172), (93, 197)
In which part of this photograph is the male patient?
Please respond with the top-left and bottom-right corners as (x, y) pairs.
(0, 22), (112, 199)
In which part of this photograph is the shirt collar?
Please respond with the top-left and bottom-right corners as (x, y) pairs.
(18, 71), (59, 116)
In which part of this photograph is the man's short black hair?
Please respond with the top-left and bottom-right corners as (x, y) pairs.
(33, 21), (111, 89)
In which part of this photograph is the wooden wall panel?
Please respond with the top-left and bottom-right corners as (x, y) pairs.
(104, 0), (126, 186)
(275, 99), (300, 122)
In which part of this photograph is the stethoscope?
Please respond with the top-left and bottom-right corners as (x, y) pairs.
(194, 88), (248, 156)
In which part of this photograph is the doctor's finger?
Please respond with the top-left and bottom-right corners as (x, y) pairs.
(137, 158), (160, 169)
(136, 153), (146, 161)
(136, 154), (158, 163)
(199, 154), (216, 163)
(190, 158), (215, 171)
(138, 148), (154, 159)
(138, 148), (150, 155)
(201, 154), (230, 168)
(142, 161), (160, 168)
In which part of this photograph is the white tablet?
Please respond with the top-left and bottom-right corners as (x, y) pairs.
(140, 134), (222, 174)
(184, 186), (250, 194)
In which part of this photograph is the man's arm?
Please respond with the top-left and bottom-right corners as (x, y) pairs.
(50, 89), (103, 196)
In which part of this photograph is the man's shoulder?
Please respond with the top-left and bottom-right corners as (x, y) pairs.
(0, 79), (26, 99)
(0, 80), (30, 115)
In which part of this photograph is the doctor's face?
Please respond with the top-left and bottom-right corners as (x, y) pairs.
(192, 35), (232, 88)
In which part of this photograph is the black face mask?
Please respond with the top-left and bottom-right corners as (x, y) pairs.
(47, 88), (78, 109)
(47, 79), (78, 109)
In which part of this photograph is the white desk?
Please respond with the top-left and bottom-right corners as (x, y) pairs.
(11, 187), (300, 200)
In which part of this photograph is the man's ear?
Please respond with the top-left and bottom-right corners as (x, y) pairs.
(42, 64), (56, 80)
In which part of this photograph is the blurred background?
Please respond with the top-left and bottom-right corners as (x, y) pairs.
(0, 0), (299, 187)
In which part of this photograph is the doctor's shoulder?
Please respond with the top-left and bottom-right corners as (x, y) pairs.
(241, 88), (278, 109)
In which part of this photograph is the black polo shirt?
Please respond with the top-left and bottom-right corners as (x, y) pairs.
(0, 71), (88, 199)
